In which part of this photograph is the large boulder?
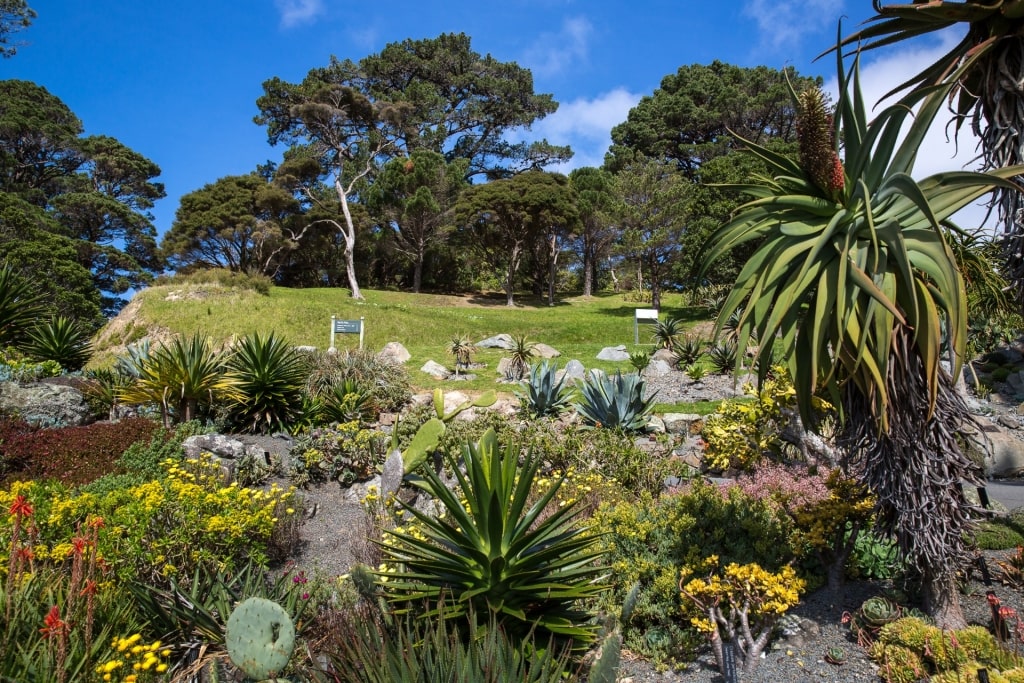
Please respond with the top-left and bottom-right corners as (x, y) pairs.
(596, 345), (630, 361)
(379, 341), (411, 364)
(476, 334), (514, 350)
(0, 381), (93, 428)
(532, 343), (561, 359)
(420, 360), (450, 379)
(971, 417), (1024, 477)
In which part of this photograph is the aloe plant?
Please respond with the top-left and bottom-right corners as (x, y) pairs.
(516, 360), (574, 418)
(380, 429), (608, 650)
(574, 370), (656, 433)
(224, 332), (307, 434)
(650, 317), (684, 349)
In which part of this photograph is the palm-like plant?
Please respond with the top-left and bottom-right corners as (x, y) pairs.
(446, 335), (476, 376)
(699, 45), (1024, 628)
(839, 1), (1024, 294)
(119, 333), (239, 427)
(0, 263), (47, 348)
(21, 316), (93, 371)
(224, 332), (307, 434)
(379, 429), (607, 650)
(504, 334), (536, 381)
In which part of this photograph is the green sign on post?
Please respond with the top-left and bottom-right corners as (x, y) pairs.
(329, 315), (365, 351)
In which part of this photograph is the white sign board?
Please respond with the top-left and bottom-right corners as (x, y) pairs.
(634, 308), (659, 344)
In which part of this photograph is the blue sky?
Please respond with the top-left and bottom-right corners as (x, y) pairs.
(1, 1), (984, 238)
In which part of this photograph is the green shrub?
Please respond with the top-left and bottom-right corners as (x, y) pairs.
(288, 422), (388, 487)
(0, 346), (62, 383)
(591, 481), (795, 666)
(155, 267), (273, 294)
(975, 518), (1024, 550)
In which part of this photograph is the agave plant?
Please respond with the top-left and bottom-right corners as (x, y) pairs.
(628, 349), (651, 373)
(699, 40), (1024, 627)
(670, 333), (706, 368)
(379, 429), (607, 650)
(21, 316), (93, 371)
(0, 263), (47, 348)
(119, 333), (239, 428)
(224, 331), (307, 434)
(515, 360), (575, 418)
(575, 370), (656, 433)
(707, 341), (738, 375)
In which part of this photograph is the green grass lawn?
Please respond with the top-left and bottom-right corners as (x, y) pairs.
(94, 284), (717, 395)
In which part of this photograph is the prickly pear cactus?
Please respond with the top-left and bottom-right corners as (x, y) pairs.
(225, 597), (295, 681)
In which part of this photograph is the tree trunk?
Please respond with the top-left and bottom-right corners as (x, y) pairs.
(505, 243), (522, 307)
(547, 234), (558, 307)
(922, 569), (968, 630)
(582, 244), (594, 297)
(335, 178), (364, 300)
(413, 244), (424, 294)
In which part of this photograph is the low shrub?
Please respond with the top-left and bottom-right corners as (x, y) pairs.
(155, 267), (273, 294)
(302, 349), (411, 415)
(0, 417), (160, 486)
(591, 481), (796, 666)
(288, 422), (389, 487)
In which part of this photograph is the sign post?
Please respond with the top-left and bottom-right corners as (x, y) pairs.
(329, 315), (365, 351)
(634, 308), (659, 344)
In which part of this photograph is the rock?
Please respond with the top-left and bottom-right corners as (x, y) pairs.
(1000, 414), (1021, 430)
(596, 345), (629, 361)
(651, 348), (675, 364)
(973, 418), (1024, 477)
(180, 433), (267, 483)
(420, 360), (450, 379)
(379, 341), (411, 364)
(0, 381), (93, 428)
(442, 391), (470, 415)
(532, 342), (560, 358)
(662, 413), (703, 435)
(643, 359), (673, 377)
(647, 415), (665, 433)
(476, 333), (514, 349)
(987, 348), (1024, 365)
(380, 450), (404, 499)
(294, 345), (317, 353)
(562, 359), (586, 381)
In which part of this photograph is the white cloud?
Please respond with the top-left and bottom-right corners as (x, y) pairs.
(528, 88), (642, 171)
(522, 16), (593, 77)
(274, 0), (325, 28)
(824, 32), (996, 233)
(743, 0), (844, 53)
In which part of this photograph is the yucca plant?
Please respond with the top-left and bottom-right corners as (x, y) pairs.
(515, 360), (575, 418)
(649, 317), (684, 349)
(574, 370), (656, 433)
(118, 333), (239, 428)
(447, 334), (476, 376)
(0, 263), (46, 348)
(379, 429), (607, 651)
(224, 331), (307, 434)
(699, 38), (1024, 628)
(20, 316), (93, 371)
(504, 334), (536, 381)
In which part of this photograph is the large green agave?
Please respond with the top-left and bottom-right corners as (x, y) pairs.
(575, 370), (656, 433)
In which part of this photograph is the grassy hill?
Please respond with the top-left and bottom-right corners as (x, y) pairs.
(92, 282), (713, 393)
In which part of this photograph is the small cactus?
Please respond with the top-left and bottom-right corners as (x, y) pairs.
(588, 582), (639, 683)
(225, 597), (295, 682)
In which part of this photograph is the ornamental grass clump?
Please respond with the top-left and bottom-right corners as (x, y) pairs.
(680, 555), (806, 675)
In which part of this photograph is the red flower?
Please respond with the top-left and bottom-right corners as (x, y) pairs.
(39, 605), (68, 639)
(8, 495), (33, 518)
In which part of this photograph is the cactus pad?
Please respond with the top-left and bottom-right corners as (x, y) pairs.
(225, 597), (295, 680)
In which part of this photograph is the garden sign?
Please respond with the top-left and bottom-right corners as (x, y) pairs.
(329, 315), (365, 351)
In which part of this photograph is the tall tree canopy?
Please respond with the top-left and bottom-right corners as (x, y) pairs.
(163, 173), (302, 276)
(0, 80), (164, 317)
(569, 167), (620, 297)
(0, 0), (33, 58)
(456, 171), (578, 306)
(614, 158), (690, 310)
(605, 62), (820, 179)
(367, 150), (467, 293)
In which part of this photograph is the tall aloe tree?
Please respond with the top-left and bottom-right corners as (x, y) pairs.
(700, 43), (1024, 628)
(839, 1), (1024, 296)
